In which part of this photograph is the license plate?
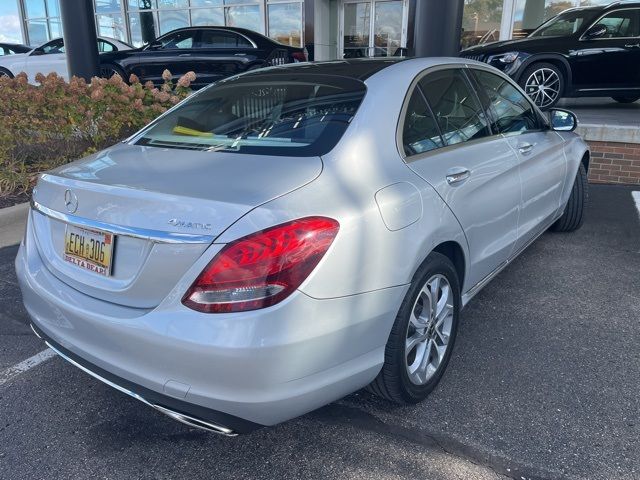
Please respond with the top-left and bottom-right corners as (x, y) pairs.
(63, 225), (114, 277)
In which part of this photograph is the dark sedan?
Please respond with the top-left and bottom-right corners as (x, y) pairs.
(461, 2), (640, 109)
(99, 26), (307, 88)
(0, 43), (31, 56)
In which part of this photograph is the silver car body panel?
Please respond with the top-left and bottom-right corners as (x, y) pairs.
(16, 57), (589, 427)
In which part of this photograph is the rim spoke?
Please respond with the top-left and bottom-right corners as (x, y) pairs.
(406, 332), (423, 354)
(428, 277), (440, 316)
(418, 340), (434, 381)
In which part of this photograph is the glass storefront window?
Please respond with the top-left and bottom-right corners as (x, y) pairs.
(95, 0), (122, 13)
(97, 14), (128, 41)
(46, 0), (60, 17)
(191, 7), (225, 25)
(268, 3), (302, 46)
(513, 0), (576, 38)
(129, 11), (158, 46)
(24, 0), (47, 19)
(27, 19), (49, 45)
(462, 0), (503, 48)
(190, 0), (223, 6)
(343, 3), (371, 58)
(226, 5), (262, 32)
(157, 0), (189, 8)
(373, 1), (402, 57)
(158, 9), (189, 34)
(49, 18), (62, 37)
(128, 0), (153, 8)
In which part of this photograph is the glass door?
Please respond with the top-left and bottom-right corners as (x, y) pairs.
(341, 0), (407, 59)
(343, 2), (372, 58)
(372, 1), (404, 57)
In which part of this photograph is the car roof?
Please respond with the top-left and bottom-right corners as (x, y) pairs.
(603, 0), (640, 8)
(241, 58), (411, 81)
(568, 0), (640, 11)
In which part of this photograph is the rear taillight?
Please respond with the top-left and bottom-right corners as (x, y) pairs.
(182, 217), (339, 313)
(292, 49), (308, 62)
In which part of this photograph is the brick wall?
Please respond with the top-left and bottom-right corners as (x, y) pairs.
(587, 141), (640, 186)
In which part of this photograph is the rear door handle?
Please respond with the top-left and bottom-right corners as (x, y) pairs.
(178, 53), (192, 57)
(446, 168), (471, 185)
(518, 142), (535, 154)
(625, 43), (640, 48)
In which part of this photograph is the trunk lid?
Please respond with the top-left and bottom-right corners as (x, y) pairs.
(31, 143), (322, 308)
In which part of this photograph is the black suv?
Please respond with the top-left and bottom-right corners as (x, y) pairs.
(461, 1), (640, 109)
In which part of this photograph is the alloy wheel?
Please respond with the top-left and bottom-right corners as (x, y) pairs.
(524, 67), (561, 109)
(405, 274), (454, 386)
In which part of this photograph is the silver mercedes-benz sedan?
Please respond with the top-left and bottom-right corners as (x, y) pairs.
(16, 57), (589, 435)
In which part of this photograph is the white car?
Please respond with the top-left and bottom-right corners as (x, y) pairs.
(0, 37), (132, 82)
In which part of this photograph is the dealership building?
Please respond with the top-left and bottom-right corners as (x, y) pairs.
(14, 0), (613, 60)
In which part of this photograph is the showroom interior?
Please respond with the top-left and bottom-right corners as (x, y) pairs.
(10, 0), (618, 61)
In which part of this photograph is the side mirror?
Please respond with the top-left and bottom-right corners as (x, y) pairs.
(147, 41), (162, 50)
(549, 109), (577, 132)
(584, 24), (608, 39)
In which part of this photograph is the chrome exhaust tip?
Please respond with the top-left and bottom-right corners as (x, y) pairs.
(152, 404), (237, 437)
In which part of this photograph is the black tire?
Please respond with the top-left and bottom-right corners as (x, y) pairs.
(368, 252), (460, 404)
(551, 163), (588, 233)
(99, 63), (127, 82)
(612, 96), (640, 104)
(0, 67), (14, 79)
(519, 62), (565, 110)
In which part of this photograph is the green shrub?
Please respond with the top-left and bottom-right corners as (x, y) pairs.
(0, 70), (195, 196)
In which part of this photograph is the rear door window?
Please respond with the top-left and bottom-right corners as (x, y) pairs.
(402, 88), (444, 156)
(418, 69), (491, 146)
(198, 30), (254, 48)
(135, 73), (367, 156)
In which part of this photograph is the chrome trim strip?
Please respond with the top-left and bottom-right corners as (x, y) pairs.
(31, 201), (215, 245)
(39, 330), (236, 436)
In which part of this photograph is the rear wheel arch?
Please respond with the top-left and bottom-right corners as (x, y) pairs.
(432, 241), (466, 290)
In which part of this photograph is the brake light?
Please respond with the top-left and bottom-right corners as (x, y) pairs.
(182, 217), (339, 313)
(292, 49), (308, 62)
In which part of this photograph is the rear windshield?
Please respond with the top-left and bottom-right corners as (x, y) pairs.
(135, 73), (367, 156)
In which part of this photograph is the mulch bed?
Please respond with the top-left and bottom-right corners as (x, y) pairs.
(0, 192), (30, 209)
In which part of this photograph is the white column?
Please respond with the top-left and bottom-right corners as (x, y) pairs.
(500, 0), (516, 40)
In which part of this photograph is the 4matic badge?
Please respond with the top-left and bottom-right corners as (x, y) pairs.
(167, 219), (213, 230)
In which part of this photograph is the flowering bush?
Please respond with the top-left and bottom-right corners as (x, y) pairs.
(0, 69), (195, 196)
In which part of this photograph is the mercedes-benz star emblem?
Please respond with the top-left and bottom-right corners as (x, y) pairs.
(64, 189), (78, 214)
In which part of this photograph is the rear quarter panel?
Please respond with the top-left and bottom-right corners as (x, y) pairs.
(215, 59), (470, 299)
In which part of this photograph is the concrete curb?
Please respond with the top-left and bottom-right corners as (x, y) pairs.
(577, 124), (640, 144)
(0, 202), (29, 229)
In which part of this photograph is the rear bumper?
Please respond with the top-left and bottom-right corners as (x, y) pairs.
(16, 221), (407, 428)
(30, 322), (254, 435)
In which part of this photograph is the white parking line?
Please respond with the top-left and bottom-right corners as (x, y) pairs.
(0, 348), (56, 387)
(633, 192), (640, 220)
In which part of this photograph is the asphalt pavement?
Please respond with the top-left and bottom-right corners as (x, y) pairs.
(1, 184), (639, 480)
